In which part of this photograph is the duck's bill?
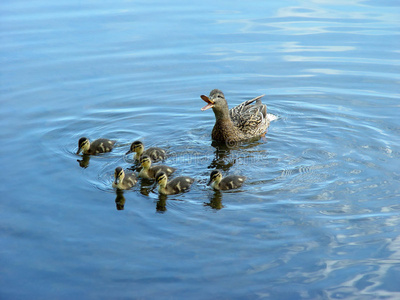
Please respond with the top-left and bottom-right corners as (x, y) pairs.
(76, 147), (82, 155)
(207, 179), (212, 186)
(125, 149), (132, 155)
(201, 95), (214, 111)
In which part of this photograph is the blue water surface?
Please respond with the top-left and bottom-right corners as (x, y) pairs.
(1, 0), (400, 299)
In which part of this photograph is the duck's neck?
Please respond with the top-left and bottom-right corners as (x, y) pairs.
(212, 102), (235, 128)
(211, 180), (221, 190)
(138, 168), (149, 178)
(212, 115), (239, 142)
(212, 101), (230, 120)
(158, 184), (167, 194)
(135, 148), (144, 160)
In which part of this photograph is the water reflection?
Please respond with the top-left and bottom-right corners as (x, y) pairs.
(115, 190), (126, 210)
(204, 190), (224, 210)
(209, 139), (264, 171)
(156, 194), (168, 213)
(77, 154), (91, 168)
(139, 178), (154, 197)
(208, 145), (236, 171)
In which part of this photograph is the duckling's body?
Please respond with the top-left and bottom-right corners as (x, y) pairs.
(156, 172), (194, 195)
(201, 89), (273, 142)
(77, 137), (116, 155)
(138, 155), (176, 179)
(126, 141), (166, 162)
(208, 170), (246, 190)
(113, 167), (137, 190)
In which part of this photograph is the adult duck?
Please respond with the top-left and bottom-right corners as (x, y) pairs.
(201, 89), (274, 143)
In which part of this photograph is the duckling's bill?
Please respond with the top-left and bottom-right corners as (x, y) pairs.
(201, 95), (214, 111)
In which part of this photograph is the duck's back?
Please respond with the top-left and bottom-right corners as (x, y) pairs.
(167, 176), (194, 194)
(123, 172), (137, 188)
(220, 175), (246, 190)
(144, 147), (166, 161)
(149, 165), (176, 178)
(90, 139), (116, 154)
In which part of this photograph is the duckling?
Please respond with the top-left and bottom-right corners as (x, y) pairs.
(155, 172), (194, 195)
(126, 140), (166, 162)
(207, 170), (246, 190)
(201, 89), (273, 142)
(112, 167), (138, 190)
(76, 137), (116, 155)
(138, 155), (176, 179)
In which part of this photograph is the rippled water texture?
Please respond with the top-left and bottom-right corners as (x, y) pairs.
(1, 0), (400, 299)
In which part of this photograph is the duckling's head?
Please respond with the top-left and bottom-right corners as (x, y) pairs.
(207, 170), (223, 186)
(201, 89), (229, 117)
(77, 137), (90, 154)
(126, 140), (144, 155)
(114, 166), (125, 185)
(156, 171), (168, 188)
(140, 155), (152, 169)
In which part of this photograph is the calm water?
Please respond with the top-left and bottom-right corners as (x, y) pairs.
(1, 0), (400, 299)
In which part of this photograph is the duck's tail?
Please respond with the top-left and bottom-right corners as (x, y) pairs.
(267, 113), (278, 122)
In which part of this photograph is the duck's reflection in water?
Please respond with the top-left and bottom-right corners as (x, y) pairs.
(209, 139), (263, 171)
(156, 194), (168, 213)
(77, 154), (91, 168)
(115, 189), (126, 210)
(138, 178), (168, 213)
(209, 144), (235, 172)
(139, 178), (154, 197)
(114, 179), (153, 211)
(204, 190), (224, 210)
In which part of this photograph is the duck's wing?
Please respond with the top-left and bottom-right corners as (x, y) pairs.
(229, 94), (265, 121)
(230, 95), (268, 134)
